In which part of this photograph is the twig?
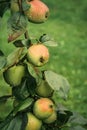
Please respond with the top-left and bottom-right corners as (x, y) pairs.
(24, 30), (29, 39)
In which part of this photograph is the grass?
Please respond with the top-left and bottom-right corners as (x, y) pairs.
(0, 0), (87, 119)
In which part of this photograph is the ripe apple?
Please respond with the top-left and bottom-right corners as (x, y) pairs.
(25, 112), (42, 130)
(24, 0), (49, 23)
(35, 80), (53, 97)
(10, 0), (19, 14)
(43, 110), (57, 124)
(3, 65), (25, 87)
(27, 44), (49, 67)
(33, 98), (55, 119)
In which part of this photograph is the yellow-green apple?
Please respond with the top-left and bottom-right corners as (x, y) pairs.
(27, 44), (49, 67)
(10, 0), (19, 14)
(33, 98), (55, 119)
(3, 65), (25, 87)
(35, 80), (53, 97)
(25, 112), (42, 130)
(24, 0), (49, 23)
(43, 110), (57, 124)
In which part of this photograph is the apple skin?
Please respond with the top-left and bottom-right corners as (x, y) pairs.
(10, 0), (19, 14)
(33, 98), (55, 120)
(25, 112), (42, 130)
(35, 80), (53, 97)
(27, 44), (49, 67)
(43, 110), (57, 124)
(24, 0), (49, 23)
(3, 65), (25, 87)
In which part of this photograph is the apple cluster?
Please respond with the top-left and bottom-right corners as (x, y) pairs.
(10, 0), (49, 23)
(26, 98), (57, 130)
(8, 0), (50, 42)
(1, 0), (59, 130)
(3, 43), (49, 86)
(2, 41), (58, 129)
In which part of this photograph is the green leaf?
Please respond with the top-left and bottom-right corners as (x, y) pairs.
(44, 70), (70, 99)
(43, 41), (58, 47)
(22, 0), (31, 11)
(55, 104), (73, 127)
(39, 34), (58, 47)
(13, 97), (34, 116)
(57, 110), (73, 126)
(0, 50), (4, 56)
(0, 114), (23, 130)
(69, 125), (86, 130)
(0, 95), (11, 103)
(26, 73), (37, 96)
(0, 0), (10, 17)
(6, 47), (27, 68)
(0, 56), (7, 70)
(0, 113), (13, 129)
(8, 12), (28, 42)
(13, 39), (31, 48)
(0, 97), (13, 122)
(27, 62), (42, 84)
(12, 79), (30, 100)
(21, 113), (28, 130)
(57, 103), (68, 112)
(7, 114), (22, 130)
(68, 112), (87, 125)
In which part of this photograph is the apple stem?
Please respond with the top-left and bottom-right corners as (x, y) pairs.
(24, 30), (29, 39)
(18, 0), (23, 13)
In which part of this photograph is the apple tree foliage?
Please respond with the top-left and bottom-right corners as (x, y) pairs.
(0, 0), (87, 130)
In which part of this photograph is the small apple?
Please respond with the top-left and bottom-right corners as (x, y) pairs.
(33, 98), (55, 119)
(10, 0), (19, 14)
(43, 110), (57, 124)
(3, 65), (26, 87)
(25, 112), (42, 130)
(35, 80), (53, 97)
(24, 0), (49, 23)
(27, 44), (49, 67)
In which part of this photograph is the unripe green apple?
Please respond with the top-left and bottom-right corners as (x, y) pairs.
(27, 44), (49, 67)
(35, 80), (53, 97)
(3, 65), (25, 87)
(43, 110), (57, 124)
(10, 0), (19, 14)
(24, 0), (49, 23)
(33, 98), (55, 119)
(25, 112), (42, 130)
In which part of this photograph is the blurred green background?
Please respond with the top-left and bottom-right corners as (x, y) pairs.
(0, 0), (87, 119)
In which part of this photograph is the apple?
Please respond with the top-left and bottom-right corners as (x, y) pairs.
(43, 110), (57, 124)
(35, 80), (53, 97)
(3, 65), (26, 87)
(33, 98), (55, 119)
(10, 0), (19, 14)
(27, 44), (49, 67)
(25, 112), (42, 130)
(24, 0), (49, 23)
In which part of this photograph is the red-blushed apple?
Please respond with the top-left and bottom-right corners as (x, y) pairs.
(24, 0), (49, 23)
(43, 110), (57, 124)
(3, 65), (26, 87)
(27, 44), (49, 67)
(25, 112), (42, 130)
(35, 79), (53, 97)
(33, 98), (55, 119)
